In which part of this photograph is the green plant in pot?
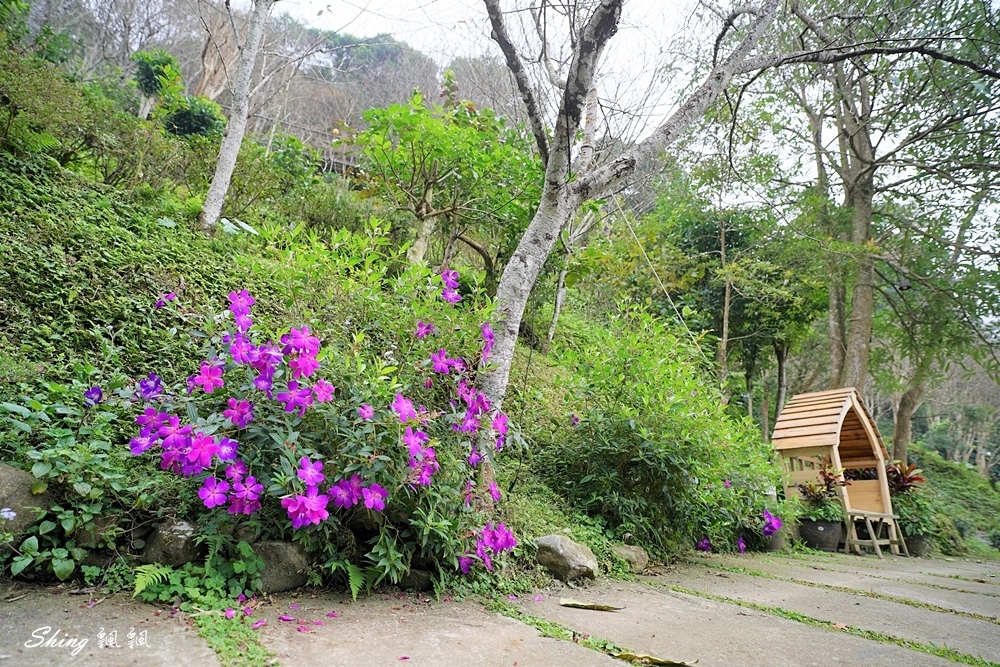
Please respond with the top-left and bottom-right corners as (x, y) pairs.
(796, 467), (848, 551)
(887, 462), (935, 555)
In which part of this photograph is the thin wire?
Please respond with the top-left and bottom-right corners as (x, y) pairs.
(615, 198), (711, 366)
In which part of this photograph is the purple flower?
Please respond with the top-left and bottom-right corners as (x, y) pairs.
(130, 427), (158, 455)
(84, 386), (103, 406)
(737, 536), (746, 554)
(136, 407), (169, 429)
(402, 427), (429, 457)
(441, 269), (459, 289)
(423, 377), (433, 389)
(695, 536), (712, 552)
(297, 457), (325, 486)
(225, 608), (236, 619)
(441, 288), (461, 304)
(488, 481), (501, 502)
(251, 619), (267, 629)
(762, 510), (783, 538)
(570, 414), (580, 426)
(415, 321), (435, 339)
(233, 475), (263, 503)
(0, 508), (15, 521)
(281, 486), (329, 529)
(467, 447), (482, 468)
(137, 373), (163, 402)
(312, 379), (335, 402)
(724, 479), (732, 488)
(281, 326), (321, 357)
(277, 381), (314, 417)
(229, 333), (253, 364)
(458, 556), (473, 574)
(225, 460), (248, 480)
(158, 416), (192, 450)
(288, 353), (320, 379)
(493, 413), (508, 435)
(185, 432), (220, 475)
(330, 480), (356, 509)
(223, 398), (254, 429)
(227, 289), (255, 315)
(431, 349), (452, 374)
(154, 292), (176, 309)
(218, 437), (239, 461)
(362, 484), (388, 512)
(198, 477), (230, 509)
(358, 403), (374, 420)
(391, 394), (417, 423)
(481, 322), (495, 361)
(192, 361), (225, 394)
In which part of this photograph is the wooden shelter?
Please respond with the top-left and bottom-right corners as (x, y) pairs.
(772, 388), (908, 557)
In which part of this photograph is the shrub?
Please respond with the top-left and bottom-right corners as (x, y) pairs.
(164, 95), (225, 138)
(132, 49), (181, 98)
(527, 307), (780, 554)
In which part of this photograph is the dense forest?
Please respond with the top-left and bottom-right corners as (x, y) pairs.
(2, 0), (1000, 607)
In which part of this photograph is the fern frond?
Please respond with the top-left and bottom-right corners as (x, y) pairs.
(133, 563), (173, 598)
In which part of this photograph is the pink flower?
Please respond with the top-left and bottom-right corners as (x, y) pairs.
(281, 486), (330, 529)
(403, 427), (429, 457)
(724, 479), (732, 488)
(441, 269), (459, 289)
(362, 484), (388, 512)
(312, 379), (335, 402)
(358, 403), (374, 420)
(224, 608), (236, 619)
(431, 349), (452, 374)
(441, 288), (461, 304)
(415, 321), (435, 339)
(192, 361), (225, 393)
(481, 322), (495, 361)
(281, 326), (320, 357)
(488, 481), (501, 502)
(391, 394), (417, 422)
(467, 447), (482, 468)
(297, 457), (326, 486)
(223, 398), (254, 428)
(289, 354), (320, 379)
(198, 477), (229, 509)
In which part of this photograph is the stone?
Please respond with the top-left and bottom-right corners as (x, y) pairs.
(0, 461), (55, 542)
(400, 568), (434, 591)
(535, 534), (599, 581)
(612, 545), (649, 573)
(140, 519), (205, 566)
(75, 515), (120, 549)
(255, 541), (309, 593)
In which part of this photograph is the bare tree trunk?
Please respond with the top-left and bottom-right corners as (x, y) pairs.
(407, 215), (437, 264)
(841, 174), (876, 388)
(545, 261), (570, 351)
(761, 383), (770, 442)
(198, 0), (276, 232)
(893, 380), (926, 465)
(717, 216), (731, 384)
(774, 341), (788, 420)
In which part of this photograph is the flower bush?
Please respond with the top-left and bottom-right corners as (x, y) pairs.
(116, 270), (516, 587)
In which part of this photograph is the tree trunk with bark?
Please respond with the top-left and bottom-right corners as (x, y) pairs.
(198, 0), (276, 232)
(892, 380), (926, 465)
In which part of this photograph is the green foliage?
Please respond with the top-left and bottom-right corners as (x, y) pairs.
(891, 490), (937, 538)
(910, 444), (1000, 533)
(163, 95), (225, 138)
(988, 530), (1000, 550)
(132, 49), (181, 98)
(526, 306), (780, 554)
(133, 563), (174, 597)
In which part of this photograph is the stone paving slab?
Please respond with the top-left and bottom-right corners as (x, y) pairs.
(644, 565), (1000, 662)
(702, 553), (1000, 618)
(769, 551), (1000, 581)
(517, 579), (958, 667)
(753, 553), (1000, 596)
(0, 583), (218, 666)
(255, 590), (621, 667)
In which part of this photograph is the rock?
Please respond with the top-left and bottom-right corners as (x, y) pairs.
(346, 508), (384, 536)
(612, 545), (649, 573)
(535, 534), (599, 581)
(255, 541), (309, 593)
(140, 519), (205, 566)
(76, 515), (120, 549)
(0, 461), (55, 542)
(400, 568), (434, 591)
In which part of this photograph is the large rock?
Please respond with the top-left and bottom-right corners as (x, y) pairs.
(255, 541), (309, 593)
(0, 462), (55, 541)
(535, 534), (599, 581)
(140, 519), (204, 566)
(612, 545), (649, 573)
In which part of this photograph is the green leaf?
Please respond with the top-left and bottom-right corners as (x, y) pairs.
(73, 482), (92, 497)
(31, 480), (48, 494)
(31, 462), (52, 477)
(346, 563), (365, 601)
(51, 558), (75, 581)
(11, 555), (33, 576)
(20, 536), (39, 554)
(38, 520), (57, 535)
(61, 516), (75, 533)
(0, 402), (31, 418)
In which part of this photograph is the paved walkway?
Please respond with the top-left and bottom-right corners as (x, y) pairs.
(1, 551), (998, 666)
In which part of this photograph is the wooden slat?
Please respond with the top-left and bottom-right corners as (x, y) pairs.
(773, 414), (843, 430)
(773, 435), (837, 449)
(771, 423), (841, 439)
(841, 458), (880, 468)
(774, 406), (844, 421)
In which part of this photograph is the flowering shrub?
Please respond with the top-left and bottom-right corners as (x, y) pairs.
(119, 269), (515, 587)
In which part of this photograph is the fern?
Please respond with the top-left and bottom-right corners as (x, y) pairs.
(346, 563), (365, 601)
(133, 563), (173, 598)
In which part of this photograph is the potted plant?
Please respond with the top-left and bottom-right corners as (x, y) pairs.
(796, 467), (848, 551)
(887, 462), (934, 556)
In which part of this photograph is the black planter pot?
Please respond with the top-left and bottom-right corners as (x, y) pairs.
(906, 534), (932, 556)
(799, 519), (843, 551)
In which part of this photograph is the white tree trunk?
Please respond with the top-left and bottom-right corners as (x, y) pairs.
(407, 215), (437, 264)
(198, 0), (276, 231)
(480, 0), (783, 408)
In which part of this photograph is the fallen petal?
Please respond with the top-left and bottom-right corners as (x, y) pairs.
(251, 619), (267, 629)
(225, 608), (236, 619)
(326, 611), (340, 618)
(508, 594), (518, 600)
(289, 604), (300, 610)
(534, 595), (544, 602)
(279, 615), (296, 622)
(398, 657), (410, 661)
(312, 620), (324, 626)
(297, 625), (310, 633)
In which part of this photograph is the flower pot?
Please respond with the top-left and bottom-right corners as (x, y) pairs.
(798, 519), (843, 551)
(906, 534), (932, 557)
(764, 532), (786, 552)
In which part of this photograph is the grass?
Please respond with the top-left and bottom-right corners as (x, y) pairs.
(646, 580), (1000, 667)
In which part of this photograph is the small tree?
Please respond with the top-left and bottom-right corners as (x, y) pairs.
(132, 49), (181, 119)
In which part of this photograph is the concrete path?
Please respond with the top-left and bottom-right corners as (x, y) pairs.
(2, 551), (998, 666)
